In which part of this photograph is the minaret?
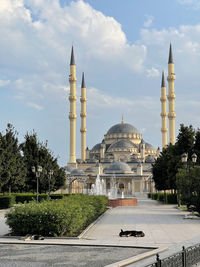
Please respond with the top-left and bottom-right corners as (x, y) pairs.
(160, 71), (167, 148)
(68, 46), (77, 166)
(167, 43), (176, 145)
(121, 114), (124, 124)
(80, 72), (87, 161)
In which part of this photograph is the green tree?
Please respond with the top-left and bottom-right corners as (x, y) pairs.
(0, 124), (26, 193)
(20, 132), (65, 193)
(152, 124), (196, 191)
(176, 165), (200, 211)
(176, 124), (195, 158)
(194, 129), (200, 164)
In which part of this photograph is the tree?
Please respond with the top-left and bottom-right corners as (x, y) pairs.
(176, 165), (200, 212)
(152, 124), (196, 191)
(20, 132), (65, 193)
(152, 144), (179, 191)
(0, 124), (26, 193)
(176, 124), (195, 158)
(194, 129), (200, 164)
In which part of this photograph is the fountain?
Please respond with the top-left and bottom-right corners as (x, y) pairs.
(90, 175), (106, 196)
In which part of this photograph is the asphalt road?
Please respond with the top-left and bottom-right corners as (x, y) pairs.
(0, 244), (152, 267)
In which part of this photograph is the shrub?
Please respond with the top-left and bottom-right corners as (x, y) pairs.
(14, 193), (48, 203)
(5, 195), (108, 237)
(50, 194), (64, 200)
(0, 196), (15, 209)
(157, 193), (164, 202)
(166, 193), (177, 204)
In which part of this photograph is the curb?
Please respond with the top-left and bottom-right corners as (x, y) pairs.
(78, 208), (110, 239)
(104, 246), (168, 267)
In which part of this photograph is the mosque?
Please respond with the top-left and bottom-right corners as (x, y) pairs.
(65, 44), (176, 197)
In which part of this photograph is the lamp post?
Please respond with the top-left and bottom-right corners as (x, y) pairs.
(32, 165), (43, 203)
(48, 170), (54, 198)
(179, 153), (197, 207)
(181, 153), (197, 165)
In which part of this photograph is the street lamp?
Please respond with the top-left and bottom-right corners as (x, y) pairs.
(181, 153), (197, 164)
(48, 170), (54, 197)
(179, 153), (197, 207)
(32, 165), (43, 203)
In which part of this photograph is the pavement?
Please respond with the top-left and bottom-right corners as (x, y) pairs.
(1, 199), (200, 266)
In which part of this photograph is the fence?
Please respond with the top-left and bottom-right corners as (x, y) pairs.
(146, 244), (200, 267)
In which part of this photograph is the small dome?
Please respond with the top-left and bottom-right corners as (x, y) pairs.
(129, 155), (140, 163)
(64, 165), (74, 173)
(86, 158), (98, 163)
(107, 123), (139, 135)
(145, 156), (155, 163)
(105, 161), (131, 174)
(145, 142), (155, 150)
(85, 167), (95, 173)
(92, 143), (101, 151)
(109, 140), (137, 150)
(70, 168), (85, 176)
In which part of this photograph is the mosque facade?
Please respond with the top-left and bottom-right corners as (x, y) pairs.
(65, 44), (176, 198)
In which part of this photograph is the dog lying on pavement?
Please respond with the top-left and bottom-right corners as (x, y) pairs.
(21, 234), (45, 241)
(119, 229), (145, 237)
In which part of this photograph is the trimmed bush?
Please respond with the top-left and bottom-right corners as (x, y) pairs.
(166, 193), (177, 204)
(0, 196), (15, 209)
(149, 192), (177, 204)
(5, 195), (108, 237)
(50, 194), (64, 200)
(14, 193), (48, 203)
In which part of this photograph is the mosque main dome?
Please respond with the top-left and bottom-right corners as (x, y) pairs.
(107, 123), (139, 135)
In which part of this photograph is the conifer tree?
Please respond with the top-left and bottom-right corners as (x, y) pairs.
(20, 132), (65, 192)
(0, 124), (26, 193)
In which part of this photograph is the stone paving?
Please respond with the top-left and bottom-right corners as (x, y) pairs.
(1, 199), (200, 266)
(0, 209), (10, 236)
(83, 199), (200, 247)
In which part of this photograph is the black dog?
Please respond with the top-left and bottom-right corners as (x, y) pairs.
(119, 229), (145, 237)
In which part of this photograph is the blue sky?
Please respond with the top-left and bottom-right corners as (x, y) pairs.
(1, 0), (200, 166)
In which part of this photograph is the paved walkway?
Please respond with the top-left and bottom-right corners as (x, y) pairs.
(1, 199), (200, 266)
(83, 199), (200, 247)
(0, 209), (10, 236)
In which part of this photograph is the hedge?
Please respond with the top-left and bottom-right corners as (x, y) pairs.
(0, 196), (15, 209)
(149, 192), (177, 204)
(5, 195), (108, 237)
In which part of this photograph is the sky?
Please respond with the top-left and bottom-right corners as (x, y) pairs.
(1, 0), (200, 166)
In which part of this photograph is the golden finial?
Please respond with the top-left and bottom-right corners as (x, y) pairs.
(121, 114), (124, 124)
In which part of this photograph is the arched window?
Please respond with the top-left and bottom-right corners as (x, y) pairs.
(119, 183), (125, 190)
(107, 182), (110, 189)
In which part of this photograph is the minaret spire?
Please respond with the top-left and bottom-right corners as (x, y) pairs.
(167, 43), (176, 145)
(68, 46), (77, 166)
(168, 43), (174, 64)
(80, 72), (87, 161)
(160, 71), (167, 148)
(121, 114), (124, 124)
(70, 45), (75, 65)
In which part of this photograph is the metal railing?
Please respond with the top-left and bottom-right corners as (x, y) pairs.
(146, 244), (200, 267)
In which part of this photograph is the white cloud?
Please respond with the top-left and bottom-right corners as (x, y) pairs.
(0, 0), (147, 106)
(146, 67), (160, 77)
(87, 87), (157, 110)
(177, 0), (200, 9)
(27, 102), (43, 110)
(144, 15), (154, 28)
(0, 80), (10, 87)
